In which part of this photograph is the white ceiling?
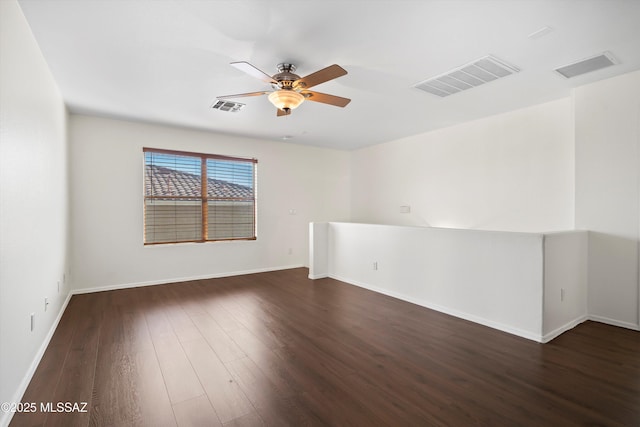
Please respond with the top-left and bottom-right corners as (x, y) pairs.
(17, 0), (640, 150)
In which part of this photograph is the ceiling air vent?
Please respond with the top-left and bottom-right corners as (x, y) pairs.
(414, 55), (520, 98)
(554, 52), (617, 79)
(211, 100), (245, 112)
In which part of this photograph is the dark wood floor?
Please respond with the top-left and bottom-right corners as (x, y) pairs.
(10, 268), (640, 426)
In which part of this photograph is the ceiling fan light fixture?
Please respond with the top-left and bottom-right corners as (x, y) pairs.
(268, 90), (304, 111)
(219, 62), (350, 117)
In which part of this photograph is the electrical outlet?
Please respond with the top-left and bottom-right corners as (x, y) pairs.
(373, 261), (378, 270)
(560, 288), (565, 302)
(44, 297), (49, 312)
(30, 313), (35, 331)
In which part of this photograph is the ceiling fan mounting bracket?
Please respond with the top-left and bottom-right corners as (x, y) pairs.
(277, 63), (296, 73)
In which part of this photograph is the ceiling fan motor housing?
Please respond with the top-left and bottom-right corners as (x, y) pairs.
(273, 63), (301, 89)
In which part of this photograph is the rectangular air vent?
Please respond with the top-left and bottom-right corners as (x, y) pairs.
(211, 100), (245, 112)
(554, 52), (617, 79)
(414, 55), (520, 97)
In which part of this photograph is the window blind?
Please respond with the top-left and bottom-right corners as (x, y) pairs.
(143, 148), (257, 244)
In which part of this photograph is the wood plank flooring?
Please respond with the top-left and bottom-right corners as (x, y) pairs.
(10, 268), (640, 426)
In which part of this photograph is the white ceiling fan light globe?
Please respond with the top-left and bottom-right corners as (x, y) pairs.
(268, 90), (304, 110)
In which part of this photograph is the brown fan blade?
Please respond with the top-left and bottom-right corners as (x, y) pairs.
(294, 64), (347, 89)
(277, 108), (291, 117)
(217, 91), (270, 99)
(300, 91), (351, 107)
(231, 61), (277, 84)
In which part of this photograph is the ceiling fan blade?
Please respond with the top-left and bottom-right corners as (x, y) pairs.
(277, 108), (291, 117)
(231, 61), (276, 84)
(217, 91), (270, 99)
(301, 91), (351, 107)
(295, 64), (347, 89)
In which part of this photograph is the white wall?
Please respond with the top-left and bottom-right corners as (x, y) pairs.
(346, 70), (640, 332)
(310, 223), (589, 342)
(351, 98), (574, 233)
(0, 1), (69, 425)
(326, 222), (546, 341)
(308, 222), (329, 279)
(543, 231), (588, 340)
(69, 115), (350, 292)
(574, 70), (640, 330)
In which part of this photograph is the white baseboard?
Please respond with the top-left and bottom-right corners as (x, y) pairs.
(308, 273), (329, 279)
(330, 275), (640, 343)
(541, 315), (589, 343)
(72, 264), (305, 295)
(588, 315), (640, 331)
(330, 274), (545, 343)
(1, 292), (73, 427)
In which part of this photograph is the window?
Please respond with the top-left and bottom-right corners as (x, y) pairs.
(143, 148), (257, 244)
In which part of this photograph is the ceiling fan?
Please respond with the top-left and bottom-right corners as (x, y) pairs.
(217, 62), (351, 116)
